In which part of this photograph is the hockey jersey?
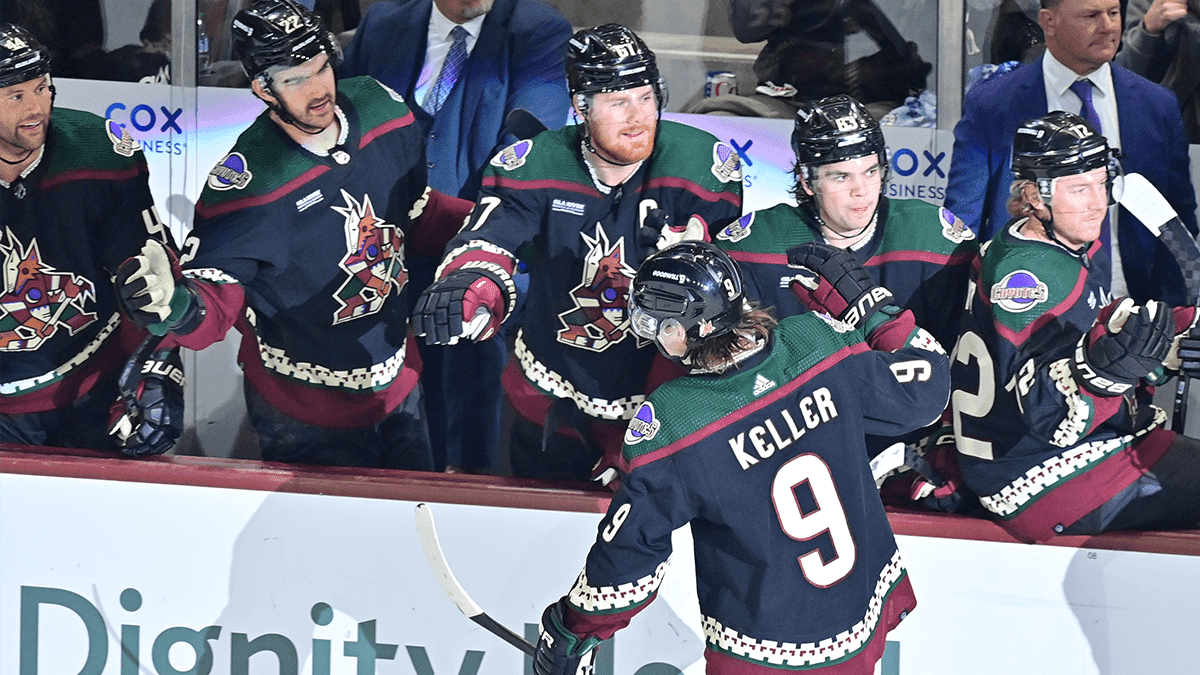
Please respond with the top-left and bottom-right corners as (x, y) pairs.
(716, 198), (976, 351)
(563, 313), (950, 674)
(172, 77), (461, 428)
(1, 107), (164, 414)
(951, 218), (1176, 543)
(436, 120), (742, 427)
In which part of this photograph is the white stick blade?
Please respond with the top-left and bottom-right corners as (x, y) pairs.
(414, 503), (484, 617)
(1117, 173), (1176, 234)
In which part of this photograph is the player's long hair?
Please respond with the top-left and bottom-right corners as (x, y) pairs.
(688, 303), (777, 373)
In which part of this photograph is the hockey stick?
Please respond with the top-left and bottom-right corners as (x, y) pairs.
(1116, 173), (1200, 431)
(503, 108), (549, 141)
(413, 503), (537, 656)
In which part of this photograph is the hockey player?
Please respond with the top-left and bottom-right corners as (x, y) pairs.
(114, 0), (471, 468)
(413, 24), (743, 481)
(532, 241), (949, 675)
(951, 111), (1200, 543)
(0, 22), (183, 457)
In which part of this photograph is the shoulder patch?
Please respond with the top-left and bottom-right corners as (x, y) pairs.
(717, 212), (754, 243)
(624, 402), (661, 445)
(711, 141), (742, 183)
(490, 139), (534, 171)
(990, 270), (1049, 313)
(940, 207), (975, 243)
(207, 152), (254, 191)
(105, 120), (140, 157)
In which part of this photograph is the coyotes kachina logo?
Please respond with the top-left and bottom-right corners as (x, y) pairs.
(557, 223), (637, 352)
(1, 229), (97, 351)
(331, 190), (407, 324)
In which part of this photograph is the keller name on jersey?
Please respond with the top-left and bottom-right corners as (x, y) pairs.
(728, 386), (839, 470)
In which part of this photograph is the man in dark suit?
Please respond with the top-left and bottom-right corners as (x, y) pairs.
(944, 0), (1198, 305)
(338, 0), (572, 474)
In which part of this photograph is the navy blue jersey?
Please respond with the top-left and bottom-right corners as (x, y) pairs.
(1, 107), (165, 413)
(174, 77), (436, 428)
(951, 218), (1176, 542)
(563, 314), (950, 674)
(436, 121), (743, 429)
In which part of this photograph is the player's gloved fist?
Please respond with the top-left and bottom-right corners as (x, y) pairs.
(786, 242), (893, 329)
(1074, 298), (1174, 395)
(533, 599), (601, 675)
(412, 271), (501, 345)
(108, 345), (185, 457)
(116, 239), (181, 328)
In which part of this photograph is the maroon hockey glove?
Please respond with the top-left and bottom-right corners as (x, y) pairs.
(533, 599), (602, 675)
(786, 242), (893, 329)
(1073, 298), (1174, 396)
(412, 270), (503, 345)
(108, 337), (185, 457)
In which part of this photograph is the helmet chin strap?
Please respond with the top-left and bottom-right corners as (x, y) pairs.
(1034, 206), (1092, 258)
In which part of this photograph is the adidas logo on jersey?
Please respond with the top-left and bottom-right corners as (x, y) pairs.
(753, 373), (776, 396)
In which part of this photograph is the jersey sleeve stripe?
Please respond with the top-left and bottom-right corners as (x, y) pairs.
(725, 250), (787, 265)
(481, 175), (604, 199)
(196, 165), (331, 218)
(359, 109), (415, 148)
(645, 176), (741, 206)
(866, 249), (974, 266)
(38, 163), (146, 192)
(621, 343), (869, 473)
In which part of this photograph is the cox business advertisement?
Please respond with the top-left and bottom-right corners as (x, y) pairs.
(3, 469), (1199, 675)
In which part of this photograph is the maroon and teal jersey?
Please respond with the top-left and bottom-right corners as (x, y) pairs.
(1, 107), (166, 414)
(174, 77), (432, 428)
(950, 218), (1175, 543)
(563, 313), (951, 674)
(436, 120), (743, 428)
(716, 198), (977, 352)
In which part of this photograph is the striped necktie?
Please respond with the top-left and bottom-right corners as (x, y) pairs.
(425, 26), (468, 116)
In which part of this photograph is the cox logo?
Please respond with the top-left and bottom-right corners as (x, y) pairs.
(890, 147), (947, 179)
(105, 102), (184, 134)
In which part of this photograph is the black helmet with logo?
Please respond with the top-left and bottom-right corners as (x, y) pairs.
(1011, 110), (1117, 194)
(567, 24), (665, 108)
(231, 0), (342, 83)
(0, 23), (51, 89)
(630, 241), (745, 353)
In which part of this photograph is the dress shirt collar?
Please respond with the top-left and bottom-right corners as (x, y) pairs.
(1043, 50), (1114, 101)
(429, 3), (486, 44)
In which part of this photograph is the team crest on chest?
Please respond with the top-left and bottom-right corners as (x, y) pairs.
(717, 212), (754, 243)
(711, 141), (742, 183)
(557, 223), (637, 352)
(105, 120), (140, 157)
(991, 270), (1049, 313)
(939, 207), (975, 243)
(0, 228), (97, 351)
(330, 190), (407, 324)
(490, 139), (534, 171)
(207, 152), (254, 191)
(624, 401), (661, 445)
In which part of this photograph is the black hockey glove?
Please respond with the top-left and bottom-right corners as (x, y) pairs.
(1073, 298), (1174, 396)
(786, 242), (893, 329)
(108, 338), (185, 457)
(115, 240), (203, 335)
(412, 270), (502, 345)
(636, 209), (707, 260)
(533, 599), (602, 675)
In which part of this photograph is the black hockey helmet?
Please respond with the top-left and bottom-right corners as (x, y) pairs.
(630, 241), (745, 355)
(567, 24), (665, 109)
(231, 0), (342, 83)
(0, 23), (52, 89)
(1011, 111), (1119, 201)
(792, 94), (887, 170)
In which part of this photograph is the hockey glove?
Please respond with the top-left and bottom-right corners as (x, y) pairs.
(533, 599), (602, 675)
(115, 240), (203, 335)
(412, 270), (502, 345)
(786, 242), (894, 330)
(108, 338), (185, 457)
(1163, 306), (1200, 373)
(637, 209), (707, 259)
(1073, 298), (1174, 396)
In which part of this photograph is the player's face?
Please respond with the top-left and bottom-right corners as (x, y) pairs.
(1040, 0), (1121, 74)
(0, 74), (52, 158)
(269, 53), (337, 131)
(434, 0), (494, 23)
(1049, 166), (1109, 247)
(584, 85), (658, 166)
(806, 155), (883, 239)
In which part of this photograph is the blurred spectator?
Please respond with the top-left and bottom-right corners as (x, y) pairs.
(1116, 0), (1200, 142)
(0, 0), (103, 79)
(944, 0), (1197, 307)
(76, 0), (172, 84)
(340, 0), (572, 474)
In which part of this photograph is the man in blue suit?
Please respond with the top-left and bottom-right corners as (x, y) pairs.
(339, 0), (572, 474)
(944, 0), (1198, 305)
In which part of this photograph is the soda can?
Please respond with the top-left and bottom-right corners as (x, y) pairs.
(705, 71), (738, 98)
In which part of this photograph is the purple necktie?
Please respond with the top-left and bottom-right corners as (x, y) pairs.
(425, 26), (468, 116)
(1069, 78), (1111, 249)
